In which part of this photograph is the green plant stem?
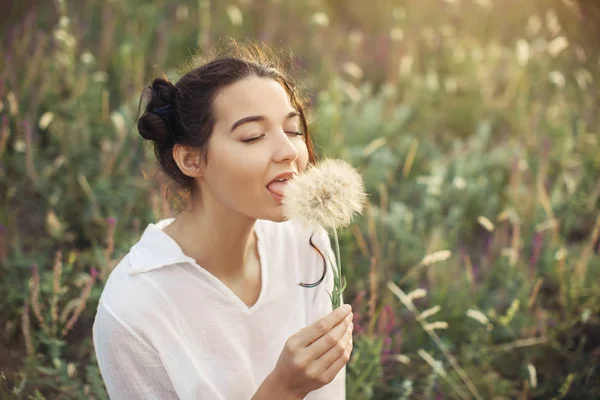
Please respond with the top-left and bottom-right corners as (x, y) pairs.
(333, 229), (343, 306)
(387, 281), (483, 400)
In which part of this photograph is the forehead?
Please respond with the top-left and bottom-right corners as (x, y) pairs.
(212, 76), (295, 123)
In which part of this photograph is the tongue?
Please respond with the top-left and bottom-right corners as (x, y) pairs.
(267, 181), (287, 196)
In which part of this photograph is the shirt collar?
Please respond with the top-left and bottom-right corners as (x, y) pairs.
(128, 218), (196, 275)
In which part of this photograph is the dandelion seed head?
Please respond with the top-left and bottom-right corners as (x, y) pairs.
(282, 159), (366, 230)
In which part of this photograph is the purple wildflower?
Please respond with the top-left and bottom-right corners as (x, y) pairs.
(529, 231), (544, 274)
(381, 337), (392, 363)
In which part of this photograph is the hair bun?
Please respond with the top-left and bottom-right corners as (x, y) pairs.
(138, 78), (177, 144)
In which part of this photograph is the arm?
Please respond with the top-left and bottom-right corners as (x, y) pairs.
(251, 371), (304, 400)
(92, 301), (178, 400)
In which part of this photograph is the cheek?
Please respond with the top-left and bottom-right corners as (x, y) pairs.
(204, 140), (263, 193)
(296, 140), (310, 172)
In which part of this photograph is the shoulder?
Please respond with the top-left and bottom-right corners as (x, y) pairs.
(258, 219), (331, 250)
(95, 248), (172, 334)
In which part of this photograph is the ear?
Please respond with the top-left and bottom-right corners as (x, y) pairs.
(173, 144), (204, 178)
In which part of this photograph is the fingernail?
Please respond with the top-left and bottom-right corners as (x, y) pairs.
(343, 304), (352, 313)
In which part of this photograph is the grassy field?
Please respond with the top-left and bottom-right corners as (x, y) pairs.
(1, 0), (599, 399)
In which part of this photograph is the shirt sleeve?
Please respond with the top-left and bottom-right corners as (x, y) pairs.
(304, 226), (347, 400)
(92, 301), (179, 400)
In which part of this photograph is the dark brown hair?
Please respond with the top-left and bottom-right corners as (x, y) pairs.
(137, 40), (316, 206)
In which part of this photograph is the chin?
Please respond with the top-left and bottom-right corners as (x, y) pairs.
(258, 206), (287, 223)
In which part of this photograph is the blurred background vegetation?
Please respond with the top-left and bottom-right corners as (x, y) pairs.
(1, 0), (600, 398)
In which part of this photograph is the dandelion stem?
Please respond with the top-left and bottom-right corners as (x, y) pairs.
(332, 229), (343, 306)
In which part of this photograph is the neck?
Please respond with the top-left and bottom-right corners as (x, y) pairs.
(164, 195), (258, 281)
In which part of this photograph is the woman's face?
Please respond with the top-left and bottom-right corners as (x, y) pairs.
(199, 76), (310, 222)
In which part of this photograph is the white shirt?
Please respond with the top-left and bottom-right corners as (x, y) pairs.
(92, 218), (345, 400)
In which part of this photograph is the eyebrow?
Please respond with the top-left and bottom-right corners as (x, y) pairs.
(230, 111), (300, 133)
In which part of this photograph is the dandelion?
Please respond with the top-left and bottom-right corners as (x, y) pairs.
(283, 159), (367, 308)
(283, 159), (366, 230)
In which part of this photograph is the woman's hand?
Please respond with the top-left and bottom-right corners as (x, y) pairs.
(270, 304), (354, 398)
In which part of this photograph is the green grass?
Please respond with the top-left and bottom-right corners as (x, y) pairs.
(1, 0), (599, 399)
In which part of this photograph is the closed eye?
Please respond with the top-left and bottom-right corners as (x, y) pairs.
(242, 134), (266, 143)
(242, 131), (303, 144)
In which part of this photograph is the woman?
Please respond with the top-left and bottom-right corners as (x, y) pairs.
(92, 42), (354, 400)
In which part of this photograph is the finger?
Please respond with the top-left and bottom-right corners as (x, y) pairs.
(313, 322), (353, 373)
(306, 313), (353, 359)
(321, 327), (353, 381)
(297, 304), (352, 347)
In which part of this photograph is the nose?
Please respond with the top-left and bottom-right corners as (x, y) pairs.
(272, 130), (299, 163)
